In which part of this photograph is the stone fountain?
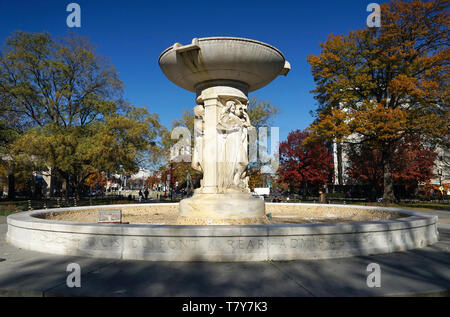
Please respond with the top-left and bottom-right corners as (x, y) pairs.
(5, 37), (439, 262)
(159, 37), (290, 225)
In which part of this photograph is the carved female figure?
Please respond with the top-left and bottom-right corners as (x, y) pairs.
(192, 104), (205, 173)
(217, 99), (252, 192)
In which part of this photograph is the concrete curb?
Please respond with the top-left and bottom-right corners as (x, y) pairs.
(5, 203), (439, 261)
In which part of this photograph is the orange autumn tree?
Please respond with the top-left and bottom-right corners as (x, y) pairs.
(248, 169), (263, 190)
(85, 171), (107, 192)
(307, 0), (449, 202)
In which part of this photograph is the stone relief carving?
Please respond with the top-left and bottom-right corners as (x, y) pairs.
(216, 98), (252, 193)
(192, 104), (204, 173)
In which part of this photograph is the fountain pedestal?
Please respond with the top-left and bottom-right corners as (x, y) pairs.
(158, 37), (290, 224)
(178, 83), (266, 225)
(178, 193), (266, 225)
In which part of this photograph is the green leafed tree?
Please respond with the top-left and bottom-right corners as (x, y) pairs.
(0, 31), (163, 197)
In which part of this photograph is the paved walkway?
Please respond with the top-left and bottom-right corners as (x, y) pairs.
(0, 211), (449, 297)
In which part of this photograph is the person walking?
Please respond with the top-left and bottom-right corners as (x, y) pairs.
(319, 190), (327, 204)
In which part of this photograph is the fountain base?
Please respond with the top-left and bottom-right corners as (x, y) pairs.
(178, 193), (266, 225)
(6, 203), (439, 261)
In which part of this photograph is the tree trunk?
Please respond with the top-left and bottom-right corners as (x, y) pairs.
(382, 149), (396, 203)
(49, 168), (55, 197)
(304, 179), (308, 199)
(63, 176), (70, 201)
(7, 171), (15, 199)
(336, 143), (343, 187)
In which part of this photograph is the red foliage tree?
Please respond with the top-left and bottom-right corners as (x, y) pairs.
(347, 137), (437, 196)
(84, 171), (107, 191)
(278, 129), (333, 195)
(145, 173), (160, 188)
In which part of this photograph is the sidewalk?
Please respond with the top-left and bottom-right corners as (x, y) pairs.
(0, 212), (449, 297)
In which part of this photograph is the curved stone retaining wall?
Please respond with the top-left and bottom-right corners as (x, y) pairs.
(6, 203), (439, 261)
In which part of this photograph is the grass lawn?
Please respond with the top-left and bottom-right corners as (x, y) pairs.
(394, 202), (450, 211)
(0, 196), (182, 217)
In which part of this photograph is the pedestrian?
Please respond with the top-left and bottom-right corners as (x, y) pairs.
(319, 190), (327, 204)
(144, 188), (149, 200)
(369, 187), (377, 202)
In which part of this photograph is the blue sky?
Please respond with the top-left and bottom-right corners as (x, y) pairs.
(0, 0), (376, 141)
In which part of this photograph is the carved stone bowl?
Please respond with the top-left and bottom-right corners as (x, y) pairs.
(158, 37), (290, 93)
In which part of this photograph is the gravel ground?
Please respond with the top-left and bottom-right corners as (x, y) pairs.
(35, 204), (402, 225)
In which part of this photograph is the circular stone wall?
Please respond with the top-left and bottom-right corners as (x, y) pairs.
(6, 203), (439, 262)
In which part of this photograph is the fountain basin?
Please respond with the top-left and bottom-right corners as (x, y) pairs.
(6, 203), (439, 261)
(158, 37), (290, 93)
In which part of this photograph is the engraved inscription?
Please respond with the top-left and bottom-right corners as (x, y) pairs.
(33, 231), (80, 248)
(227, 239), (265, 251)
(290, 237), (326, 249)
(267, 236), (368, 252)
(79, 236), (121, 250)
(131, 238), (199, 251)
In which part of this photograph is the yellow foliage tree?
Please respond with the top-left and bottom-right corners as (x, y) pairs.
(307, 0), (449, 202)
